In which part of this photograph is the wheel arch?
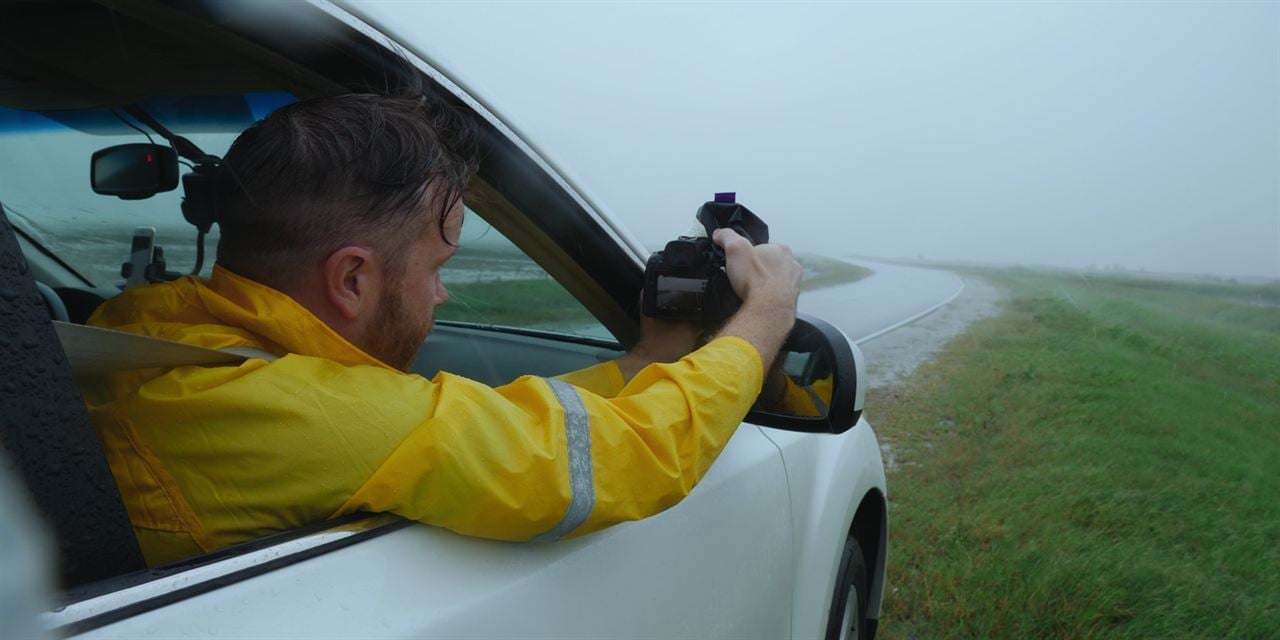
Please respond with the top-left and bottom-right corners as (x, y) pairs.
(849, 488), (887, 639)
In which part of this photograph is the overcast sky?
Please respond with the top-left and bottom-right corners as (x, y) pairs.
(356, 1), (1279, 279)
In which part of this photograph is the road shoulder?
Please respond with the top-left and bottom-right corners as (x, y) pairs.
(860, 275), (1005, 391)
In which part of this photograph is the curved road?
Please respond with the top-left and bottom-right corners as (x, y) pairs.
(798, 260), (964, 345)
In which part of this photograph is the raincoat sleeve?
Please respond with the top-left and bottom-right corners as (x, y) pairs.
(335, 335), (763, 541)
(554, 360), (625, 398)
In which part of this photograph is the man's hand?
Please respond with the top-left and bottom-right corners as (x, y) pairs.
(615, 299), (702, 383)
(712, 228), (803, 371)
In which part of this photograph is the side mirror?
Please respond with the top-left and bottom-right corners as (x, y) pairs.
(746, 313), (865, 434)
(90, 144), (179, 200)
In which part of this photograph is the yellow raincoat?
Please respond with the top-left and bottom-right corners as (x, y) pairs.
(765, 375), (833, 418)
(84, 266), (763, 566)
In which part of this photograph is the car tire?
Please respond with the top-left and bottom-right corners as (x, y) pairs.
(824, 536), (868, 640)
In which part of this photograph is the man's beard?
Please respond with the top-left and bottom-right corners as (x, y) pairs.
(366, 288), (431, 371)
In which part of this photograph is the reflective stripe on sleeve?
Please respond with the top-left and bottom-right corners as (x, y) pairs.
(531, 379), (595, 542)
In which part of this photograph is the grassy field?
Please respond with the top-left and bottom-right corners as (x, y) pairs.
(799, 254), (874, 291)
(871, 269), (1279, 639)
(437, 277), (596, 327)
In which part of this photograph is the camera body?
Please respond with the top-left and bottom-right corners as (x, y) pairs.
(642, 194), (768, 326)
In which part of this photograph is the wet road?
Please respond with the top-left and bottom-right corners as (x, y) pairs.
(798, 260), (964, 344)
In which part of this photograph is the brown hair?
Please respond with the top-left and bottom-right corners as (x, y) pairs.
(213, 91), (479, 288)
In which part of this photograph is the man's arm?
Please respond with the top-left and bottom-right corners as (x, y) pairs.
(553, 315), (698, 398)
(335, 336), (765, 541)
(710, 227), (802, 373)
(338, 230), (803, 541)
(613, 315), (701, 383)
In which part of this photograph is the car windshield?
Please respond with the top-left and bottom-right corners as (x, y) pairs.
(0, 92), (296, 286)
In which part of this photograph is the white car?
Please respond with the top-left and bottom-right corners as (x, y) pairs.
(0, 1), (888, 638)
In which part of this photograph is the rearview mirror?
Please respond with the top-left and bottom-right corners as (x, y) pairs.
(747, 313), (865, 434)
(90, 144), (179, 200)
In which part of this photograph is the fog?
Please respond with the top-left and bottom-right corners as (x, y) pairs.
(356, 1), (1279, 279)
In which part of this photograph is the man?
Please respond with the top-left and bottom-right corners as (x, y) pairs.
(84, 93), (802, 567)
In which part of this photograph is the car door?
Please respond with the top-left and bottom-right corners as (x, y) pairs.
(7, 2), (796, 637)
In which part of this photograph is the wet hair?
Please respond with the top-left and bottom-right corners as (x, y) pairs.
(213, 91), (479, 288)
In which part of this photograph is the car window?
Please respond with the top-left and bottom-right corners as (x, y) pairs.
(0, 96), (609, 342)
(440, 211), (609, 340)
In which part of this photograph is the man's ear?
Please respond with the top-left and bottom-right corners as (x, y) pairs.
(321, 246), (380, 321)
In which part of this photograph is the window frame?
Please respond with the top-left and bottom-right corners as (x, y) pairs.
(45, 514), (410, 636)
(203, 0), (651, 346)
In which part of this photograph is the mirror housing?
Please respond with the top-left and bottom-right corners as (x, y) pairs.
(90, 144), (179, 200)
(746, 313), (866, 434)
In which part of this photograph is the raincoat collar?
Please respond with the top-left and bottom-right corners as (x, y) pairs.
(200, 265), (392, 370)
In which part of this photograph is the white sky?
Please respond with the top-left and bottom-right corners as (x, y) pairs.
(354, 1), (1280, 278)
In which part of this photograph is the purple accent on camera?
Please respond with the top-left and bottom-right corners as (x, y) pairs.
(714, 192), (736, 203)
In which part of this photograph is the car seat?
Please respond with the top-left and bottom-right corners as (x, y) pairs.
(0, 205), (145, 588)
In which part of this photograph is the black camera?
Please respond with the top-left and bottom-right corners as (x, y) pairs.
(642, 193), (769, 326)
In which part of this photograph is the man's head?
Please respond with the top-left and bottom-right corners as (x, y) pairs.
(214, 92), (478, 368)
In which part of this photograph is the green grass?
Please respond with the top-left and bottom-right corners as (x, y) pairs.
(436, 277), (596, 327)
(799, 254), (873, 291)
(872, 269), (1280, 639)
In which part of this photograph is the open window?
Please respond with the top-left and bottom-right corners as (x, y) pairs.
(0, 0), (643, 632)
(414, 190), (626, 386)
